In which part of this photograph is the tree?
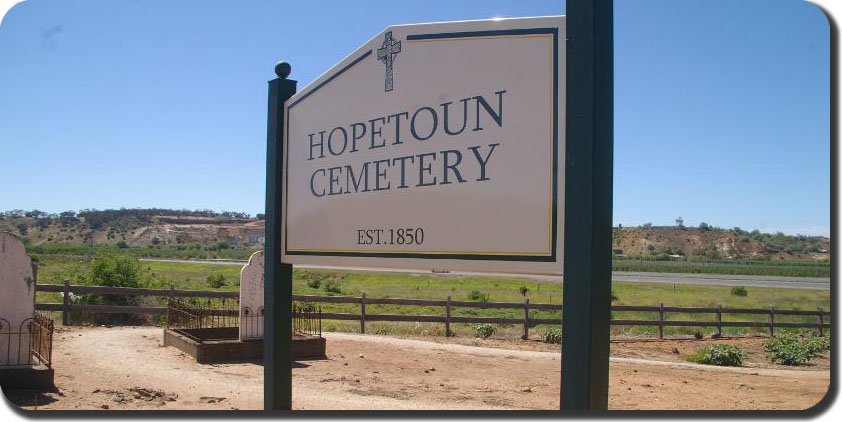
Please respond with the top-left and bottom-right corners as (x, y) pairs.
(699, 222), (711, 232)
(88, 254), (148, 289)
(72, 254), (152, 325)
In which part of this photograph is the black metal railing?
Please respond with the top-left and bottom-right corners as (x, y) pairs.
(293, 303), (322, 337)
(166, 299), (321, 342)
(0, 312), (54, 368)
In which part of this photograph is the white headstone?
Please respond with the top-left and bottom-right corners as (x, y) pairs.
(0, 231), (36, 366)
(238, 251), (264, 340)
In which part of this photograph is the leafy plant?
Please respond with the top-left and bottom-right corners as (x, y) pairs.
(804, 334), (831, 356)
(306, 277), (322, 289)
(519, 286), (529, 297)
(474, 323), (495, 339)
(685, 344), (744, 367)
(542, 328), (562, 344)
(467, 290), (489, 302)
(206, 273), (226, 288)
(764, 333), (828, 365)
(323, 279), (342, 294)
(730, 286), (748, 296)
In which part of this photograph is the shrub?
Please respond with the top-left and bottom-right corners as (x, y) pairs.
(323, 279), (342, 294)
(610, 290), (619, 302)
(764, 333), (818, 365)
(542, 328), (562, 344)
(519, 286), (529, 296)
(116, 240), (128, 249)
(804, 334), (831, 356)
(306, 277), (322, 289)
(71, 254), (151, 325)
(685, 344), (744, 367)
(730, 286), (748, 296)
(467, 290), (489, 302)
(474, 323), (495, 339)
(206, 273), (226, 288)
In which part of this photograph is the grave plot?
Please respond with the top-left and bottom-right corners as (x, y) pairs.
(0, 231), (56, 389)
(163, 252), (325, 363)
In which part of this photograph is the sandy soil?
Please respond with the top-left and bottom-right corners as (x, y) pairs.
(2, 326), (830, 411)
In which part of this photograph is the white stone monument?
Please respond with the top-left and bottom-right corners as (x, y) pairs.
(238, 251), (264, 340)
(0, 231), (36, 367)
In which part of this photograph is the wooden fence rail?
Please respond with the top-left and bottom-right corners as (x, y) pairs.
(35, 283), (830, 339)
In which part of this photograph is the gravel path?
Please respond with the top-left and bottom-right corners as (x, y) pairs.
(2, 327), (830, 411)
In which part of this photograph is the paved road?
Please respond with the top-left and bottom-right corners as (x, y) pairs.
(138, 258), (830, 290)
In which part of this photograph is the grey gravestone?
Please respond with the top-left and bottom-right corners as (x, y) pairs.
(239, 251), (264, 340)
(0, 231), (36, 366)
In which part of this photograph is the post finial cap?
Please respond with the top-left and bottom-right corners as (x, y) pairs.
(275, 62), (292, 79)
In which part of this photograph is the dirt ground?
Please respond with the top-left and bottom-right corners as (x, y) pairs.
(2, 326), (831, 411)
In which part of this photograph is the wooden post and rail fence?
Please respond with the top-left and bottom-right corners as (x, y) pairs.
(36, 281), (830, 339)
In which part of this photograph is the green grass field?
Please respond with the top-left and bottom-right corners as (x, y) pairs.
(29, 243), (830, 278)
(613, 258), (830, 278)
(33, 255), (831, 339)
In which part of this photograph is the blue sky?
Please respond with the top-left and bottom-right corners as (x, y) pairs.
(0, 0), (830, 236)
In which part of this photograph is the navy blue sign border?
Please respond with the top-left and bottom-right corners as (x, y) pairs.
(284, 27), (559, 262)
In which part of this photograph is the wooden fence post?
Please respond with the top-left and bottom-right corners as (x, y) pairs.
(445, 293), (452, 337)
(62, 279), (70, 326)
(658, 302), (664, 339)
(522, 298), (530, 340)
(716, 304), (722, 337)
(768, 306), (775, 337)
(360, 293), (366, 334)
(818, 307), (824, 336)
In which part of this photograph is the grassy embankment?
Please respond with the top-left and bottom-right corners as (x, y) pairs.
(34, 255), (830, 339)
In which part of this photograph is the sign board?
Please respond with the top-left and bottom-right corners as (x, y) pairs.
(281, 16), (565, 274)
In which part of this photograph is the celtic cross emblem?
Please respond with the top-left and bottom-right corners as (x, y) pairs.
(377, 31), (401, 92)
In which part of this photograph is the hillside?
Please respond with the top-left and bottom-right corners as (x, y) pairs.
(613, 225), (829, 261)
(0, 209), (830, 261)
(0, 209), (264, 249)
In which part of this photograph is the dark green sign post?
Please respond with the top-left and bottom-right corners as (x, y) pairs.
(264, 62), (296, 411)
(561, 0), (614, 411)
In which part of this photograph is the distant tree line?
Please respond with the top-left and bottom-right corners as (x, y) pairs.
(1, 208), (255, 230)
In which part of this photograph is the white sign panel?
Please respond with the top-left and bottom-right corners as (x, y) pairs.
(282, 16), (565, 275)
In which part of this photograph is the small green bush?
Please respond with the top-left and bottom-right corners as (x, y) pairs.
(764, 333), (828, 365)
(685, 344), (744, 366)
(306, 277), (322, 289)
(804, 334), (831, 356)
(474, 323), (495, 339)
(206, 273), (226, 288)
(542, 328), (562, 344)
(519, 286), (529, 296)
(730, 286), (748, 296)
(323, 279), (342, 294)
(467, 290), (489, 302)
